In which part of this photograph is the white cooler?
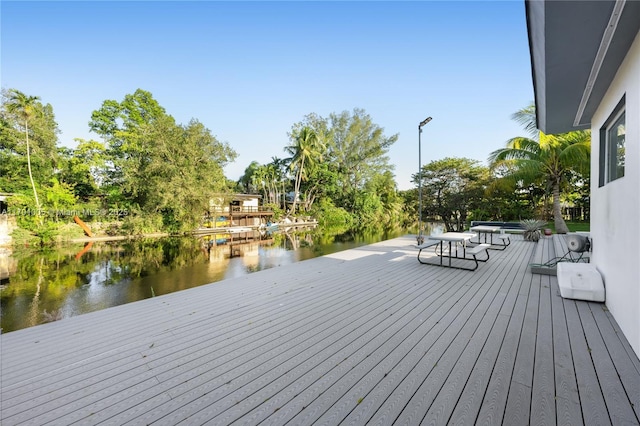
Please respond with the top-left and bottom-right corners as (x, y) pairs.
(557, 263), (605, 302)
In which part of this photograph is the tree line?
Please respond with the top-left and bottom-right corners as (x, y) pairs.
(1, 87), (590, 245)
(415, 105), (590, 233)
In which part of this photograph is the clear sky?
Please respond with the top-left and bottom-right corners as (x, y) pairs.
(1, 1), (533, 190)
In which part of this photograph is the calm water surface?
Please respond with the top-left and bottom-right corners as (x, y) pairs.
(0, 229), (411, 332)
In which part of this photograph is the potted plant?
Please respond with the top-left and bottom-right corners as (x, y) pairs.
(520, 219), (547, 242)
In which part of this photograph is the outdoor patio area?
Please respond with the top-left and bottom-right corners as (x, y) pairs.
(1, 234), (639, 425)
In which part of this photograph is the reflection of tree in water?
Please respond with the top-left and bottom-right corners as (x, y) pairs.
(2, 245), (97, 330)
(84, 238), (206, 281)
(1, 237), (207, 332)
(27, 258), (43, 327)
(2, 229), (406, 332)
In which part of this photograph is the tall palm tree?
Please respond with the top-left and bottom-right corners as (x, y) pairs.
(6, 89), (41, 211)
(489, 104), (590, 234)
(284, 127), (324, 214)
(269, 156), (288, 208)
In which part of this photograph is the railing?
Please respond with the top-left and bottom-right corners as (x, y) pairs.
(209, 206), (274, 214)
(230, 206), (273, 213)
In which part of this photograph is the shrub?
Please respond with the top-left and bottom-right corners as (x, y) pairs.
(520, 219), (547, 242)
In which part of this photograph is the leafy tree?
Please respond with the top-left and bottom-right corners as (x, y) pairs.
(44, 177), (76, 222)
(89, 89), (169, 191)
(326, 108), (398, 209)
(483, 163), (543, 221)
(298, 161), (339, 212)
(89, 89), (237, 231)
(489, 104), (590, 233)
(370, 170), (406, 228)
(352, 171), (406, 231)
(58, 139), (107, 200)
(416, 157), (489, 232)
(135, 116), (236, 230)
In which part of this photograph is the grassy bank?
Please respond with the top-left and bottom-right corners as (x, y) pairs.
(547, 221), (590, 233)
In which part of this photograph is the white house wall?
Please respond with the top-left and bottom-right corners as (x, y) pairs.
(242, 199), (259, 209)
(590, 32), (640, 357)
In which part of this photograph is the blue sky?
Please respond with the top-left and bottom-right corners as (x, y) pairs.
(2, 1), (533, 190)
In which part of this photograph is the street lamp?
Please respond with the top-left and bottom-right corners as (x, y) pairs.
(417, 116), (432, 245)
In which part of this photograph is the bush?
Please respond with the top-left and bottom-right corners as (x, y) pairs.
(120, 211), (164, 235)
(10, 227), (39, 247)
(311, 198), (353, 228)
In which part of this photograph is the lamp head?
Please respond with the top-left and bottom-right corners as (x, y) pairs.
(419, 117), (432, 128)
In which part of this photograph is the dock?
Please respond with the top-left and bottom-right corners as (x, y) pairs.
(1, 235), (639, 425)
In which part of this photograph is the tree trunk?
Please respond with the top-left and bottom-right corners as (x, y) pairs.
(25, 121), (41, 212)
(552, 182), (569, 234)
(290, 157), (304, 215)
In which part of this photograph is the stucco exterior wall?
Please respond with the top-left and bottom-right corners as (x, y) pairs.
(590, 32), (640, 357)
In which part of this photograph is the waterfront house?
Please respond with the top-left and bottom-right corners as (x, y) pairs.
(208, 194), (274, 228)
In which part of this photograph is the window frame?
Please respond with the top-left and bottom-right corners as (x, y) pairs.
(599, 95), (626, 187)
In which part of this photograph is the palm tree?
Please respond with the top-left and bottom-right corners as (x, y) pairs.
(284, 127), (324, 215)
(6, 89), (42, 212)
(489, 104), (590, 234)
(269, 156), (288, 208)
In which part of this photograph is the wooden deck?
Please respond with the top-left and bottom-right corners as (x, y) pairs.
(1, 235), (639, 425)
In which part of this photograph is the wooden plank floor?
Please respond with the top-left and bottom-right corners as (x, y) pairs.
(1, 235), (639, 425)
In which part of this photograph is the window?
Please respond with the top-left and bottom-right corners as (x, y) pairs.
(599, 95), (625, 186)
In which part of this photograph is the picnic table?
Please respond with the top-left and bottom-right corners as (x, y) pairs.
(416, 232), (490, 271)
(469, 225), (511, 250)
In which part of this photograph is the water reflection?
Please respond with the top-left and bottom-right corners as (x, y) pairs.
(0, 228), (408, 332)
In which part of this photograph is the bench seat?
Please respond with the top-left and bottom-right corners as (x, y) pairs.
(467, 243), (491, 255)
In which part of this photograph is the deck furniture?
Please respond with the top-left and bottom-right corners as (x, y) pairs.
(417, 232), (490, 271)
(470, 225), (511, 250)
(470, 221), (525, 233)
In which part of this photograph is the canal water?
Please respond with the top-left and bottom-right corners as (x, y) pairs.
(0, 227), (427, 333)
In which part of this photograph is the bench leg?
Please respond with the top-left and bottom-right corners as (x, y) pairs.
(472, 248), (491, 262)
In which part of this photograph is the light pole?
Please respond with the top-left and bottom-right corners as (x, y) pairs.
(417, 116), (432, 245)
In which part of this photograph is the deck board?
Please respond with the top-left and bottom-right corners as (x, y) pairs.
(334, 246), (525, 425)
(578, 302), (638, 424)
(503, 257), (541, 424)
(1, 235), (639, 426)
(550, 276), (583, 426)
(530, 242), (556, 426)
(413, 241), (531, 425)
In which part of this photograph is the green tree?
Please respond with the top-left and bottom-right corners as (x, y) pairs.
(489, 104), (590, 234)
(284, 126), (324, 215)
(370, 170), (406, 228)
(268, 156), (289, 209)
(58, 138), (107, 200)
(89, 89), (169, 188)
(416, 157), (489, 232)
(326, 108), (398, 210)
(89, 89), (236, 231)
(246, 158), (289, 207)
(5, 90), (43, 211)
(44, 177), (76, 222)
(134, 116), (236, 230)
(298, 161), (338, 213)
(238, 161), (261, 193)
